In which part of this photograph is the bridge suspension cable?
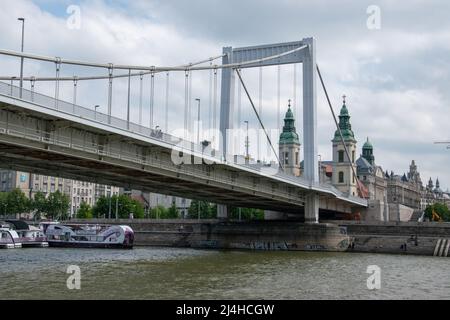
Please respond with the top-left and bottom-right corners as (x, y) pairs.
(0, 54), (226, 82)
(184, 70), (189, 139)
(127, 69), (131, 130)
(165, 72), (170, 132)
(139, 72), (144, 127)
(55, 58), (61, 109)
(149, 70), (155, 129)
(213, 68), (218, 140)
(316, 64), (364, 197)
(235, 69), (283, 170)
(277, 65), (281, 133)
(73, 77), (78, 111)
(0, 45), (306, 73)
(107, 64), (113, 123)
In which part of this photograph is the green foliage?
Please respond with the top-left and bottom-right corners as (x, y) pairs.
(187, 200), (217, 219)
(6, 189), (30, 216)
(150, 205), (168, 219)
(230, 207), (264, 220)
(31, 191), (47, 220)
(45, 190), (70, 220)
(92, 195), (144, 219)
(0, 192), (7, 215)
(77, 201), (93, 219)
(424, 203), (450, 222)
(166, 203), (180, 219)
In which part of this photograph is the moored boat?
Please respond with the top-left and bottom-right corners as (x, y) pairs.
(0, 224), (22, 249)
(43, 223), (134, 249)
(1, 220), (48, 248)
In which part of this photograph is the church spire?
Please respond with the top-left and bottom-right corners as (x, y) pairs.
(279, 100), (300, 145)
(332, 94), (356, 142)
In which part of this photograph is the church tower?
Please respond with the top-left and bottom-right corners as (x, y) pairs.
(279, 101), (301, 177)
(332, 95), (358, 196)
(362, 137), (375, 165)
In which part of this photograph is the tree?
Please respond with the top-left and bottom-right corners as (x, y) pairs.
(150, 205), (168, 219)
(230, 207), (264, 220)
(425, 203), (450, 222)
(46, 190), (70, 220)
(166, 203), (180, 219)
(187, 200), (217, 219)
(0, 192), (7, 216)
(93, 195), (144, 219)
(6, 188), (29, 217)
(77, 201), (93, 219)
(31, 191), (47, 220)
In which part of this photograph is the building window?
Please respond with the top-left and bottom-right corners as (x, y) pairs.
(338, 150), (344, 163)
(339, 171), (344, 183)
(353, 173), (355, 184)
(284, 152), (289, 165)
(352, 150), (355, 163)
(295, 152), (299, 165)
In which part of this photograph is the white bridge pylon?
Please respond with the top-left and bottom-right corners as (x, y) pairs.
(220, 38), (319, 222)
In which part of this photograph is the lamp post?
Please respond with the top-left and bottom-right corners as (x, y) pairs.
(318, 154), (322, 182)
(195, 98), (201, 144)
(94, 105), (100, 120)
(244, 120), (250, 160)
(10, 77), (17, 96)
(18, 18), (25, 99)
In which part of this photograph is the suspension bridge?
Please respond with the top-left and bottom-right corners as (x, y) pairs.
(0, 37), (367, 223)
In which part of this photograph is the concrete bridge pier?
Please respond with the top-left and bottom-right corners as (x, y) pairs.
(217, 204), (230, 219)
(304, 193), (319, 223)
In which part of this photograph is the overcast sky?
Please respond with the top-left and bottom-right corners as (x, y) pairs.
(0, 0), (449, 190)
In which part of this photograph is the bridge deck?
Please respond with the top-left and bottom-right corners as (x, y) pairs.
(0, 81), (367, 214)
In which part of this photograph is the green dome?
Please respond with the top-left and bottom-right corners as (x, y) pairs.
(363, 137), (373, 150)
(279, 106), (300, 145)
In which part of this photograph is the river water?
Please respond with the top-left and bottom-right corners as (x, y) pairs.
(1, 247), (449, 300)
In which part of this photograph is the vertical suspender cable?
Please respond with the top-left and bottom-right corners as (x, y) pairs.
(165, 72), (169, 133)
(139, 72), (144, 127)
(127, 69), (131, 130)
(237, 68), (242, 154)
(235, 69), (283, 170)
(73, 76), (78, 113)
(55, 57), (61, 109)
(316, 64), (363, 197)
(149, 70), (155, 130)
(293, 63), (297, 122)
(277, 65), (281, 132)
(30, 76), (35, 102)
(213, 68), (218, 142)
(258, 66), (263, 161)
(108, 64), (113, 124)
(188, 69), (192, 137)
(184, 70), (189, 139)
(208, 61), (213, 130)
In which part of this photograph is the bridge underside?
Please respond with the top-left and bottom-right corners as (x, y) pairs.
(0, 96), (366, 216)
(0, 142), (305, 213)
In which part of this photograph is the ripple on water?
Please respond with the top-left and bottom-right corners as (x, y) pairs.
(1, 248), (449, 300)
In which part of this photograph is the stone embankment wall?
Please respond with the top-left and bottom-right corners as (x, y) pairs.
(71, 219), (349, 252)
(329, 220), (450, 257)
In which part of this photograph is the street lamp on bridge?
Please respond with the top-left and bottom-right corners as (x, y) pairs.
(94, 105), (100, 120)
(244, 120), (250, 161)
